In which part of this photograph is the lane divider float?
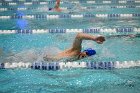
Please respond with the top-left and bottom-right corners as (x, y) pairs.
(0, 27), (140, 34)
(0, 61), (140, 70)
(0, 5), (140, 12)
(0, 0), (140, 6)
(0, 13), (140, 19)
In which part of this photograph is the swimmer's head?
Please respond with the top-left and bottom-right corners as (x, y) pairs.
(78, 48), (96, 59)
(84, 48), (96, 56)
(49, 8), (53, 11)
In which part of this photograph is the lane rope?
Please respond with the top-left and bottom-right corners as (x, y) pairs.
(0, 27), (140, 34)
(0, 0), (140, 6)
(0, 13), (140, 19)
(0, 61), (140, 70)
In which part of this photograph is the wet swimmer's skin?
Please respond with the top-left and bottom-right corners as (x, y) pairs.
(48, 0), (62, 12)
(43, 33), (105, 62)
(54, 0), (62, 12)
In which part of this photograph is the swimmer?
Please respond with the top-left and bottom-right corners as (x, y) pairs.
(43, 33), (105, 61)
(49, 0), (62, 12)
(55, 0), (62, 12)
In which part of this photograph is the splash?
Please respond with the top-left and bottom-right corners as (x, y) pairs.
(101, 48), (116, 58)
(2, 47), (62, 63)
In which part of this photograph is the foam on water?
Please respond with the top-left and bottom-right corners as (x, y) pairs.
(100, 48), (116, 58)
(1, 46), (62, 63)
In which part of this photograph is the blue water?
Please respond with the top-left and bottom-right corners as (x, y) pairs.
(0, 18), (140, 30)
(0, 33), (140, 63)
(0, 67), (140, 93)
(0, 0), (140, 93)
(0, 33), (140, 93)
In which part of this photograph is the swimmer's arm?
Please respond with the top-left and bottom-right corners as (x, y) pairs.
(71, 33), (105, 51)
(56, 0), (60, 6)
(54, 0), (61, 11)
(48, 0), (61, 12)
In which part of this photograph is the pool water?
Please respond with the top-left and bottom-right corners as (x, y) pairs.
(0, 65), (140, 93)
(0, 0), (140, 93)
(0, 33), (140, 63)
(0, 33), (140, 93)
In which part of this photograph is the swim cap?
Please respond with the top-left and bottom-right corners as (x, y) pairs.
(49, 8), (53, 11)
(83, 48), (96, 56)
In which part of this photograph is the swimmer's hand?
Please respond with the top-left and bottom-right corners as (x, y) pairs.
(95, 36), (105, 44)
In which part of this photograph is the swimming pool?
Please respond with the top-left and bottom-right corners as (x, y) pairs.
(0, 0), (140, 93)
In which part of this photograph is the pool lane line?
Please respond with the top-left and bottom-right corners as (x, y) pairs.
(0, 28), (140, 34)
(0, 5), (140, 12)
(0, 61), (140, 70)
(1, 0), (140, 6)
(0, 13), (140, 19)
